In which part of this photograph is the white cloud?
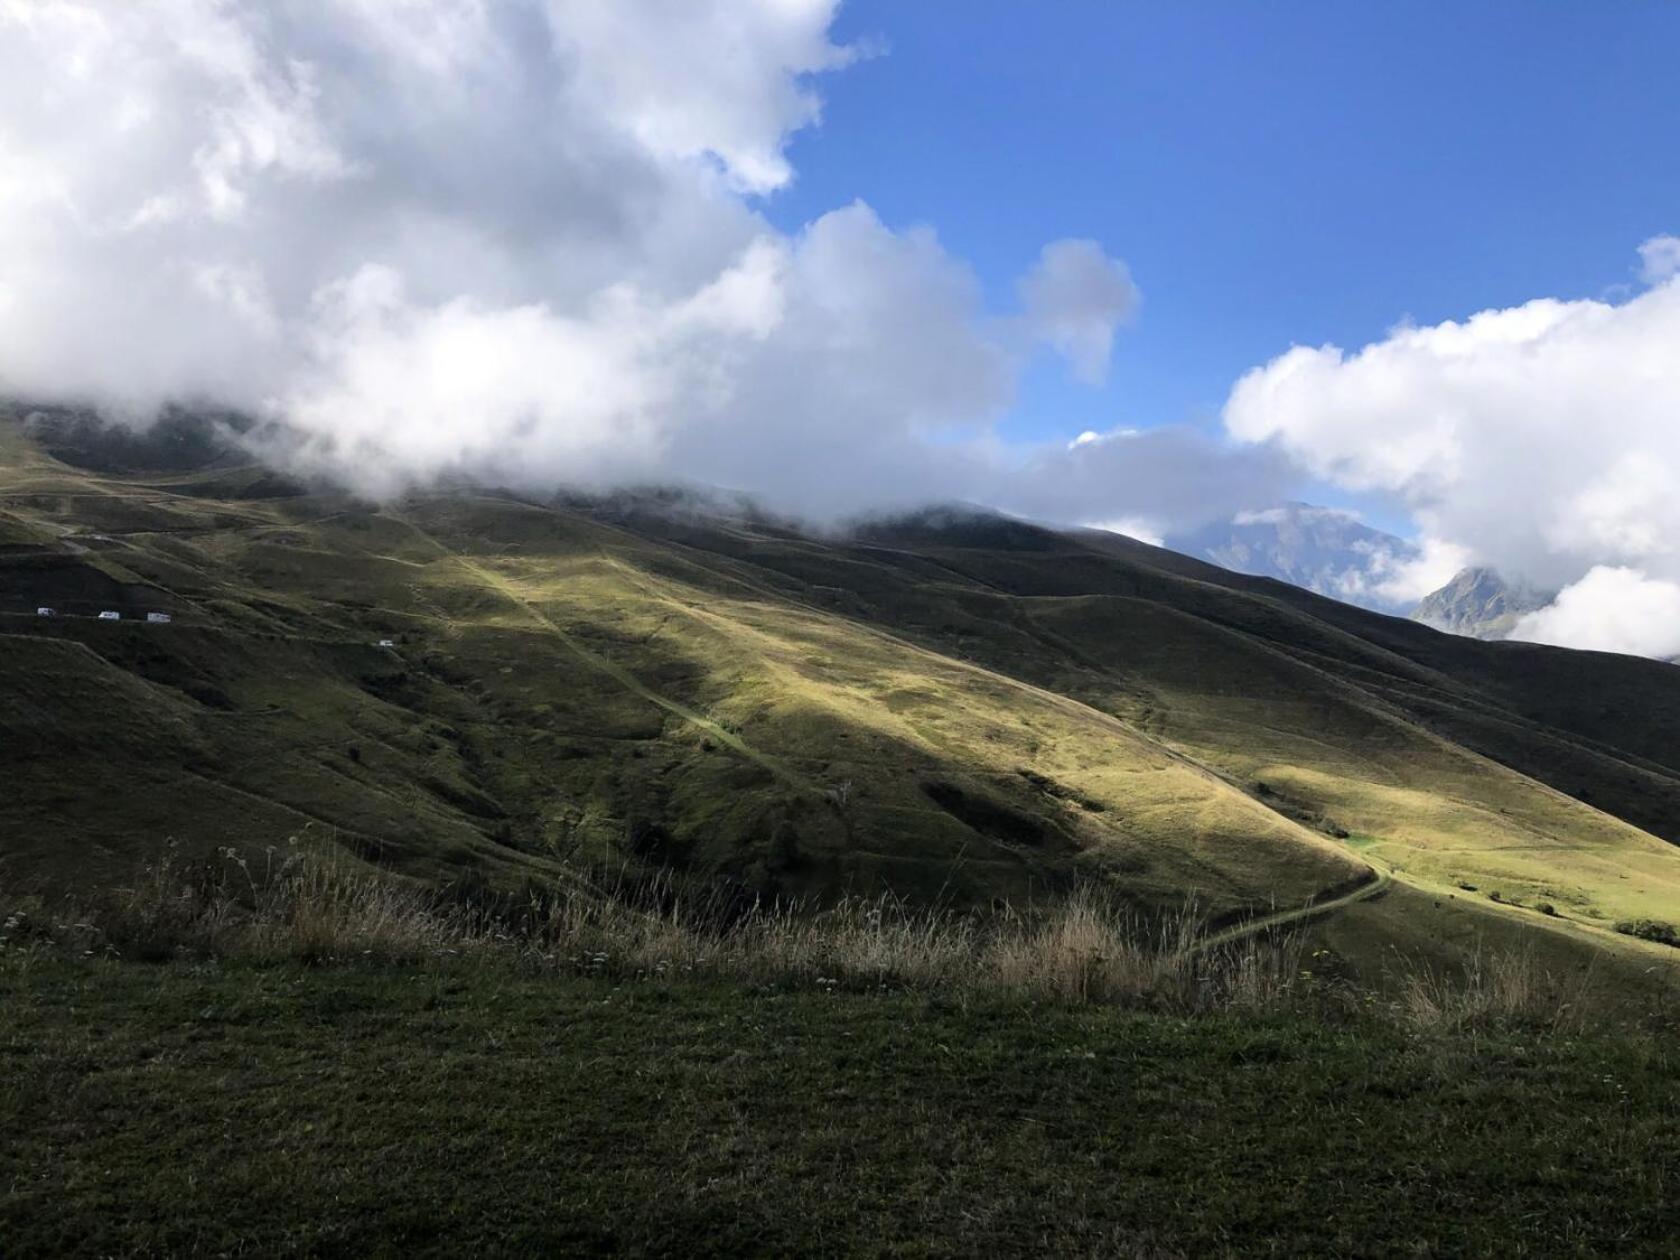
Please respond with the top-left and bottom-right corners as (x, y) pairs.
(547, 0), (861, 195)
(1231, 505), (1358, 527)
(1223, 247), (1680, 654)
(1511, 567), (1680, 659)
(1019, 239), (1139, 384)
(1363, 535), (1473, 605)
(989, 426), (1295, 534)
(1087, 517), (1165, 547)
(1638, 234), (1680, 286)
(0, 0), (1217, 528)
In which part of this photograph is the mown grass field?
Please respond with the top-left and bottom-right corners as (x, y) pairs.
(3, 955), (1677, 1257)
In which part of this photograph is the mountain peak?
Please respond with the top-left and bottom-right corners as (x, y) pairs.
(1411, 567), (1554, 639)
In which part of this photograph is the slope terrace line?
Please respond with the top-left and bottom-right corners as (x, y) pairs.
(1195, 850), (1680, 965)
(388, 508), (816, 797)
(1352, 849), (1680, 963)
(599, 551), (1291, 794)
(602, 539), (1373, 856)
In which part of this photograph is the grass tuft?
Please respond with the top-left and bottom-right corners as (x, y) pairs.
(1391, 947), (1599, 1035)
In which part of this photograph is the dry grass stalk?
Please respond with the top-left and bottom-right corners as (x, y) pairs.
(1395, 947), (1595, 1034)
(0, 841), (1615, 1031)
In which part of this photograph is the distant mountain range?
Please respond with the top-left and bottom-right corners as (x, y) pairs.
(1166, 503), (1553, 639)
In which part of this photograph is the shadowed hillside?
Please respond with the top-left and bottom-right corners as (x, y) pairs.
(3, 411), (1678, 975)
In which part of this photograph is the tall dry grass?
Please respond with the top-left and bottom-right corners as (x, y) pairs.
(3, 841), (1311, 1012)
(0, 840), (1621, 1030)
(1393, 947), (1599, 1035)
(84, 841), (487, 965)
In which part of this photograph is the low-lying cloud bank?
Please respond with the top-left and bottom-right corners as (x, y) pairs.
(1, 0), (1281, 531)
(1223, 243), (1680, 658)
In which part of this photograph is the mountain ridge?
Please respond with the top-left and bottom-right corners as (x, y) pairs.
(3, 411), (1678, 978)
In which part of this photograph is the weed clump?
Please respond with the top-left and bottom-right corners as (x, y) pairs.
(1615, 919), (1680, 948)
(65, 840), (487, 966)
(1391, 948), (1597, 1035)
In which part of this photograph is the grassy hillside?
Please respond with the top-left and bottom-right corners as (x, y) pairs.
(2, 409), (1678, 974)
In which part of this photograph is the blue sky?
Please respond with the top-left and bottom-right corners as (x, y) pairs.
(768, 1), (1680, 471)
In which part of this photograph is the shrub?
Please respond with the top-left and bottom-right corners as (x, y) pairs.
(1614, 919), (1680, 949)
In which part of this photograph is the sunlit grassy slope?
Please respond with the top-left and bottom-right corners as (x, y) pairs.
(2, 410), (1677, 970)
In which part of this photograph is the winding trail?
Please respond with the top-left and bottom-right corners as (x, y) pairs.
(1190, 860), (1395, 954)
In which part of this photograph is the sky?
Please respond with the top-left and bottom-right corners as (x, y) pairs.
(1, 1), (1679, 655)
(777, 2), (1680, 458)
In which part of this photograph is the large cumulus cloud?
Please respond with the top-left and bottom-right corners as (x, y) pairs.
(0, 0), (1263, 526)
(1223, 245), (1680, 657)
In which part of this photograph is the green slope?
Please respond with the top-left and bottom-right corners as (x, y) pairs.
(2, 411), (1677, 972)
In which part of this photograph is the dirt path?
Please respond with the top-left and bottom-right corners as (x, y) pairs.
(1191, 862), (1394, 954)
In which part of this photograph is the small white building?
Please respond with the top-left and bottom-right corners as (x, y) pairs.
(146, 612), (172, 624)
(35, 607), (55, 617)
(97, 610), (121, 621)
(376, 638), (396, 648)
